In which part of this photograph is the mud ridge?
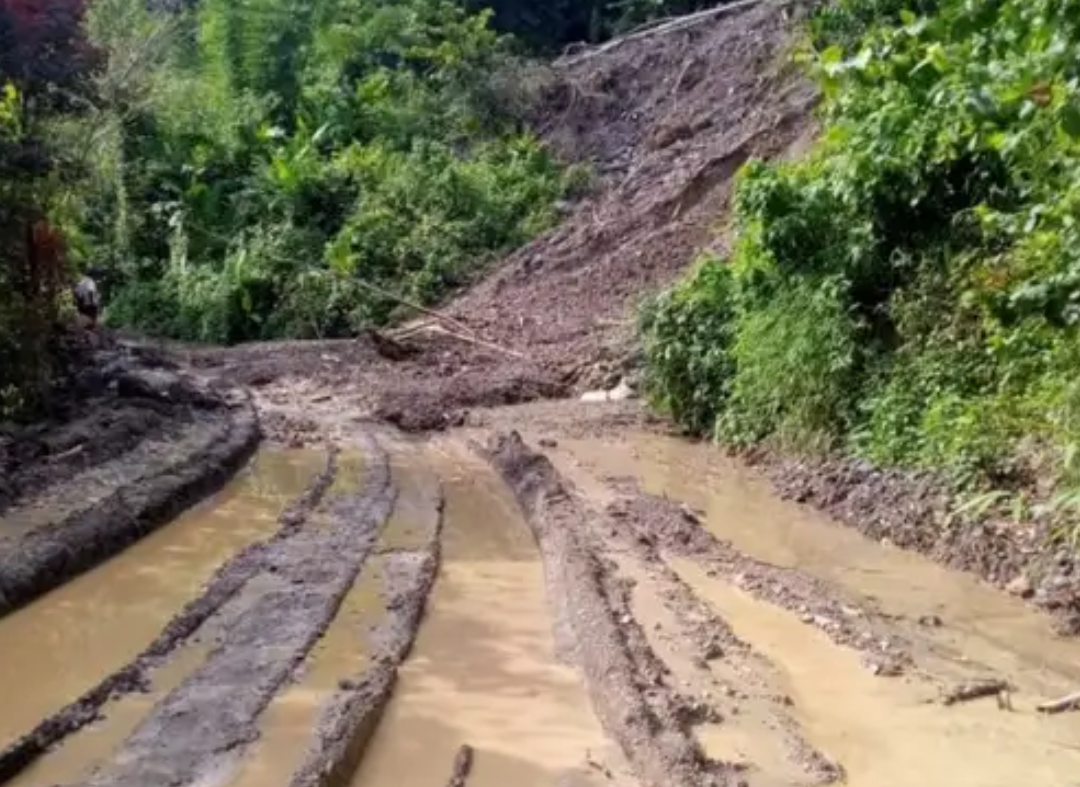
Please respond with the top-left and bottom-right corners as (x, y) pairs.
(604, 487), (912, 673)
(0, 447), (337, 784)
(0, 388), (261, 618)
(481, 430), (729, 787)
(290, 541), (442, 787)
(77, 433), (396, 787)
(612, 538), (845, 783)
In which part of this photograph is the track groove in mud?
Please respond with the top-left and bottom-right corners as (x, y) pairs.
(0, 447), (336, 784)
(290, 547), (441, 787)
(79, 435), (396, 787)
(481, 431), (726, 787)
(603, 488), (912, 673)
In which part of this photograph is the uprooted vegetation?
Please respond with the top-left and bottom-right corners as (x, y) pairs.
(641, 0), (1080, 543)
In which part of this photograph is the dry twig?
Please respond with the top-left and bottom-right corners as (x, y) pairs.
(941, 679), (1011, 707)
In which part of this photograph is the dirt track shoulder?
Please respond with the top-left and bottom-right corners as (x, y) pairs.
(0, 372), (260, 619)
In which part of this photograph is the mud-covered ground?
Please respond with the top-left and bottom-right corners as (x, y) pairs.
(2, 4), (1080, 787)
(0, 331), (259, 616)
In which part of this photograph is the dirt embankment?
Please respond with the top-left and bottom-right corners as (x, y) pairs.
(761, 454), (1080, 634)
(0, 335), (259, 617)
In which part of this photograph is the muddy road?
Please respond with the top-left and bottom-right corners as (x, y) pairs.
(3, 4), (1080, 784)
(2, 391), (1079, 787)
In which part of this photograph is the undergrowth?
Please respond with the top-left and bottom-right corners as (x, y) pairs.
(79, 0), (591, 344)
(641, 0), (1080, 541)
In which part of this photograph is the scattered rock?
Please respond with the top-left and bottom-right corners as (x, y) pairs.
(1006, 575), (1034, 599)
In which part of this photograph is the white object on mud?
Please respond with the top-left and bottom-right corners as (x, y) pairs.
(580, 378), (637, 403)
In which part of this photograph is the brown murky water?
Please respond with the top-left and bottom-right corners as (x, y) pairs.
(551, 433), (1080, 694)
(350, 445), (611, 787)
(674, 559), (1080, 787)
(0, 449), (322, 750)
(7, 642), (214, 787)
(221, 447), (416, 787)
(225, 558), (388, 787)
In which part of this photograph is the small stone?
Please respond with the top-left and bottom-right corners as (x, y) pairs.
(1006, 575), (1034, 599)
(703, 640), (724, 660)
(918, 614), (943, 627)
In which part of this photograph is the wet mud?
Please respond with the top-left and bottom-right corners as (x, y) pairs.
(0, 448), (336, 783)
(11, 4), (1080, 786)
(482, 431), (725, 787)
(0, 358), (260, 618)
(0, 450), (321, 748)
(351, 444), (617, 787)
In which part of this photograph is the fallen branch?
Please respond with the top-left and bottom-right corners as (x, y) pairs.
(445, 745), (474, 787)
(941, 679), (1011, 707)
(352, 280), (477, 338)
(1037, 690), (1080, 715)
(405, 324), (527, 360)
(556, 0), (774, 68)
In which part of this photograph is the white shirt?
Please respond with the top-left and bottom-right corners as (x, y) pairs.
(75, 276), (100, 308)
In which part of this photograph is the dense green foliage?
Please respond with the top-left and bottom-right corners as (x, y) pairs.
(642, 0), (1080, 495)
(77, 0), (587, 344)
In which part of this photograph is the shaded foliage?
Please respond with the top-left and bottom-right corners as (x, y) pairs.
(0, 0), (94, 418)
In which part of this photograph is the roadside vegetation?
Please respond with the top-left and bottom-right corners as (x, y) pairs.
(641, 0), (1080, 537)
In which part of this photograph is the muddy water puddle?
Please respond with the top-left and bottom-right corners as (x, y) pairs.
(549, 433), (1080, 694)
(673, 559), (1080, 787)
(225, 558), (388, 787)
(7, 642), (214, 787)
(350, 446), (610, 787)
(0, 449), (323, 749)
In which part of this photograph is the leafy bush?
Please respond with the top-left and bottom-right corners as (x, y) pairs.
(74, 0), (577, 345)
(641, 0), (1080, 493)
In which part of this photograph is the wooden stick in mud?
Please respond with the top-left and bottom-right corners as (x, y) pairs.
(941, 679), (1010, 706)
(445, 744), (474, 787)
(408, 324), (528, 360)
(351, 279), (478, 338)
(1037, 690), (1080, 714)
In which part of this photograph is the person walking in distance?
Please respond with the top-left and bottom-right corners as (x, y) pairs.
(74, 270), (101, 330)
